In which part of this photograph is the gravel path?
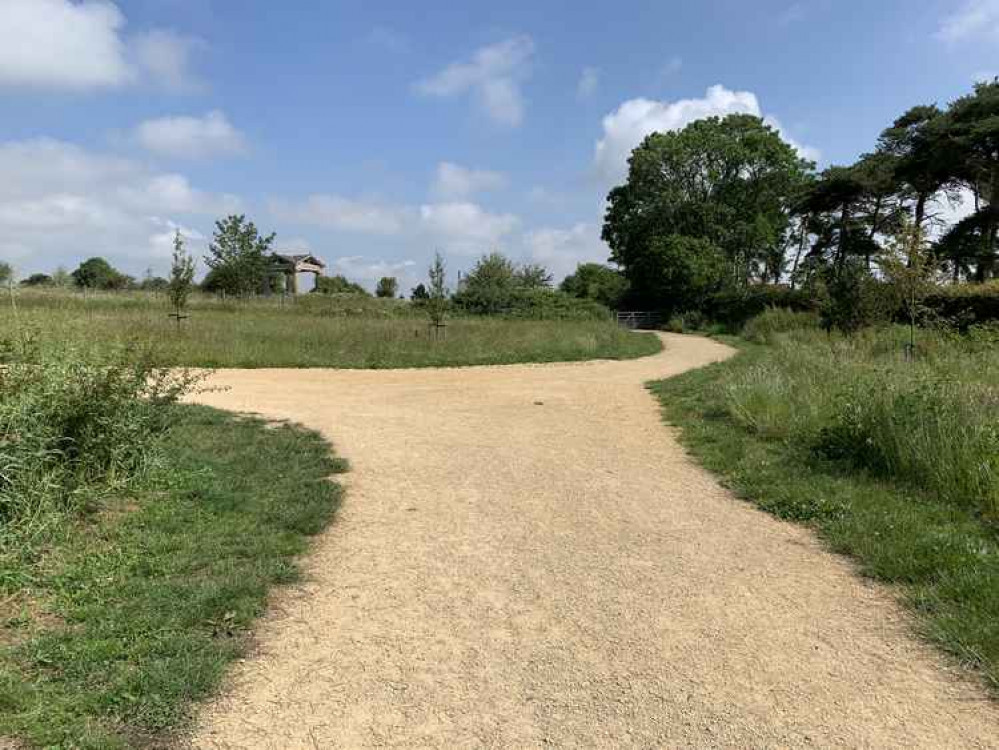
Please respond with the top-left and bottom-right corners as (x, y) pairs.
(190, 333), (998, 749)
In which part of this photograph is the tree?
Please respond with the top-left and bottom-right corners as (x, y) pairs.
(559, 263), (629, 308)
(455, 252), (555, 313)
(0, 262), (12, 287)
(375, 276), (399, 298)
(638, 235), (727, 313)
(20, 273), (52, 287)
(940, 80), (999, 280)
(313, 275), (369, 295)
(72, 257), (128, 290)
(877, 104), (952, 236)
(603, 114), (811, 308)
(882, 221), (935, 356)
(426, 252), (449, 328)
(515, 264), (553, 289)
(411, 283), (429, 301)
(51, 266), (71, 288)
(203, 215), (275, 296)
(168, 230), (196, 317)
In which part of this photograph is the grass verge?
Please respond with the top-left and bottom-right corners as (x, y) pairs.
(649, 337), (999, 694)
(0, 406), (345, 748)
(5, 290), (661, 368)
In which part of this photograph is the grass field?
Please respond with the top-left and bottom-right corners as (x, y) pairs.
(3, 288), (660, 368)
(651, 317), (999, 692)
(0, 406), (345, 749)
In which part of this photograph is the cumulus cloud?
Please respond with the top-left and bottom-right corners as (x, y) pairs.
(937, 0), (999, 42)
(270, 195), (413, 235)
(0, 0), (134, 90)
(593, 84), (819, 184)
(577, 67), (599, 100)
(418, 202), (520, 252)
(524, 222), (608, 279)
(432, 162), (507, 199)
(414, 35), (534, 126)
(0, 0), (206, 92)
(0, 137), (239, 275)
(132, 29), (206, 92)
(135, 111), (247, 160)
(271, 191), (520, 256)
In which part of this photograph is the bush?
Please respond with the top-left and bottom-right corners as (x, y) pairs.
(456, 288), (611, 321)
(0, 336), (199, 538)
(664, 310), (707, 333)
(742, 307), (820, 344)
(313, 275), (370, 296)
(923, 282), (999, 330)
(703, 285), (817, 329)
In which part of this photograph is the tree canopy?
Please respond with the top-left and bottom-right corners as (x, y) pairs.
(203, 214), (275, 296)
(71, 257), (130, 290)
(602, 114), (811, 311)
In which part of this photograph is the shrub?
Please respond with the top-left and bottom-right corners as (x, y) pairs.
(0, 336), (200, 538)
(703, 285), (817, 329)
(742, 307), (819, 344)
(923, 282), (999, 330)
(313, 275), (370, 296)
(498, 289), (611, 321)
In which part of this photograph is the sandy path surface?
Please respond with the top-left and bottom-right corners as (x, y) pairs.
(189, 333), (998, 749)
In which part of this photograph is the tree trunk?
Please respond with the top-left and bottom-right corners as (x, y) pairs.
(789, 215), (809, 290)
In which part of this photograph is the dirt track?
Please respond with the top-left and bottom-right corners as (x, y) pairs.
(190, 333), (999, 749)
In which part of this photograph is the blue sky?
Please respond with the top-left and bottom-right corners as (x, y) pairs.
(1, 0), (996, 290)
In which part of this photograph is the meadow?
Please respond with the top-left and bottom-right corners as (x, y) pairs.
(4, 288), (661, 368)
(652, 311), (999, 691)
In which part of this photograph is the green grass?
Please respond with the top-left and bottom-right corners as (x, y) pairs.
(0, 406), (345, 748)
(650, 324), (999, 693)
(5, 288), (660, 368)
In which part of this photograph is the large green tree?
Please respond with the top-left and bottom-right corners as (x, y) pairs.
(71, 257), (129, 290)
(603, 114), (811, 309)
(559, 263), (629, 309)
(940, 80), (999, 280)
(203, 215), (275, 296)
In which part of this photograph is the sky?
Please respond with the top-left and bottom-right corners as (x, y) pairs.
(1, 0), (997, 291)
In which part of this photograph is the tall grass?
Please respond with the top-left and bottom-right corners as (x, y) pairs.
(652, 314), (999, 689)
(1, 288), (659, 368)
(0, 332), (199, 585)
(721, 320), (999, 518)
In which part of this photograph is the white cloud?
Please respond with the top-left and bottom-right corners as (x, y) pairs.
(270, 195), (413, 235)
(524, 222), (607, 279)
(272, 192), (519, 255)
(414, 35), (534, 126)
(135, 111), (246, 160)
(132, 29), (206, 92)
(418, 202), (520, 252)
(937, 0), (999, 42)
(333, 255), (416, 283)
(432, 162), (507, 199)
(762, 115), (822, 163)
(577, 67), (599, 100)
(0, 0), (134, 90)
(0, 0), (206, 93)
(0, 137), (239, 275)
(594, 84), (819, 184)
